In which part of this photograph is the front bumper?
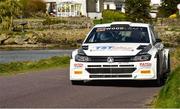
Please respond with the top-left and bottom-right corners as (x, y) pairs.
(70, 59), (157, 80)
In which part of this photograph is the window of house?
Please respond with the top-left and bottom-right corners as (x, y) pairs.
(116, 4), (122, 11)
(107, 4), (110, 10)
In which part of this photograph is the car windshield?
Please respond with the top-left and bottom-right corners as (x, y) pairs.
(84, 26), (150, 43)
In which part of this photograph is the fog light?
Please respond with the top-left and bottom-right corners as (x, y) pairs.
(140, 70), (151, 74)
(74, 71), (82, 74)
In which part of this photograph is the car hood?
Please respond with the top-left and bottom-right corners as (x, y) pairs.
(82, 43), (150, 56)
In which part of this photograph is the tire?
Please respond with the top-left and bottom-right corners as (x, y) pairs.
(155, 73), (163, 87)
(155, 57), (164, 86)
(164, 54), (171, 81)
(71, 80), (84, 85)
(167, 54), (171, 73)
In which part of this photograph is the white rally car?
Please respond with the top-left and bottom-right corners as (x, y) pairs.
(70, 22), (170, 86)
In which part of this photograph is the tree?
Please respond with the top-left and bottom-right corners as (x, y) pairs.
(0, 0), (21, 31)
(158, 0), (180, 17)
(19, 0), (46, 17)
(125, 0), (151, 23)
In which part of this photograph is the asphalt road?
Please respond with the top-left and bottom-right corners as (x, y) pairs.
(0, 68), (160, 108)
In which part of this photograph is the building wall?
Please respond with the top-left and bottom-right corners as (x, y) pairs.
(87, 13), (102, 19)
(86, 0), (105, 12)
(104, 2), (116, 10)
(150, 0), (162, 5)
(44, 0), (87, 17)
(86, 0), (105, 19)
(44, 0), (56, 2)
(44, 0), (105, 18)
(56, 0), (87, 16)
(104, 1), (125, 13)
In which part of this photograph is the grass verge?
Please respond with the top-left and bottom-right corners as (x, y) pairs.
(0, 56), (70, 76)
(153, 48), (180, 108)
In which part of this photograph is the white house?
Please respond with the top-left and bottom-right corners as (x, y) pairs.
(103, 0), (162, 12)
(44, 0), (163, 19)
(150, 0), (163, 18)
(150, 0), (162, 6)
(103, 0), (163, 18)
(104, 0), (125, 13)
(43, 0), (104, 19)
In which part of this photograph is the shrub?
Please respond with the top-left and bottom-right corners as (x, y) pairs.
(169, 14), (177, 19)
(42, 17), (68, 25)
(176, 35), (180, 45)
(102, 10), (128, 22)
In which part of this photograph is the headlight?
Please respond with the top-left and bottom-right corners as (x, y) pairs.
(75, 54), (89, 62)
(131, 54), (151, 62)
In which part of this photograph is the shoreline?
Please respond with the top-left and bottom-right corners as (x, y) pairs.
(0, 44), (79, 50)
(0, 56), (70, 76)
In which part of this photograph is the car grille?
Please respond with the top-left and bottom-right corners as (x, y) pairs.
(90, 75), (132, 78)
(86, 68), (136, 74)
(86, 65), (136, 78)
(88, 56), (133, 62)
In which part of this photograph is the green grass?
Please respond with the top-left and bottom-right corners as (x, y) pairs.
(0, 56), (70, 76)
(93, 19), (113, 25)
(153, 67), (180, 108)
(153, 48), (180, 108)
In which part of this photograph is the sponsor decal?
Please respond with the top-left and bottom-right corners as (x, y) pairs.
(96, 27), (146, 31)
(74, 63), (83, 67)
(93, 46), (134, 51)
(96, 28), (106, 32)
(140, 63), (152, 67)
(74, 63), (83, 70)
(112, 46), (134, 51)
(141, 70), (150, 74)
(96, 46), (112, 50)
(140, 70), (152, 74)
(74, 71), (82, 74)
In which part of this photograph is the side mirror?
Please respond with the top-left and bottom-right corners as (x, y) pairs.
(156, 38), (162, 43)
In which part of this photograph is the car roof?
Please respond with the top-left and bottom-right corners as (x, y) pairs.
(94, 21), (150, 28)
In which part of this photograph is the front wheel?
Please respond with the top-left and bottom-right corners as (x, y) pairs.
(163, 54), (171, 81)
(166, 54), (171, 73)
(155, 57), (164, 86)
(155, 73), (164, 87)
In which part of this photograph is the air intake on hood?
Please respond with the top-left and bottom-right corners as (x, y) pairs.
(137, 45), (148, 49)
(82, 45), (88, 50)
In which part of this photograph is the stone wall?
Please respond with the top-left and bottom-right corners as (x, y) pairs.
(13, 17), (93, 31)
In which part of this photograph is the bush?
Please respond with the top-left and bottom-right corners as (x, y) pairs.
(102, 10), (128, 22)
(169, 14), (177, 19)
(176, 35), (180, 45)
(42, 17), (68, 25)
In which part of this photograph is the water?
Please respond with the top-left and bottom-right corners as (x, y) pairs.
(0, 49), (73, 63)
